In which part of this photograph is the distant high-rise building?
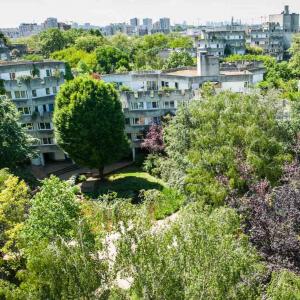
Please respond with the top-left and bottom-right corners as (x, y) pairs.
(269, 5), (299, 49)
(19, 23), (41, 37)
(43, 18), (58, 29)
(143, 18), (153, 28)
(159, 18), (171, 30)
(130, 18), (140, 28)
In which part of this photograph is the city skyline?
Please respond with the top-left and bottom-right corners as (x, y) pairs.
(1, 0), (300, 28)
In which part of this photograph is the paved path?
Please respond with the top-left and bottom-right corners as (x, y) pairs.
(29, 161), (133, 181)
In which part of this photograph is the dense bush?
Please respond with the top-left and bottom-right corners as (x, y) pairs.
(236, 179), (300, 272)
(114, 203), (266, 299)
(160, 91), (300, 205)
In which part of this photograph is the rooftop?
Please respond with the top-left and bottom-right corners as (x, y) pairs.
(164, 69), (199, 77)
(0, 59), (63, 66)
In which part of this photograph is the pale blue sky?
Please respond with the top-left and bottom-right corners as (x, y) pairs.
(1, 0), (300, 27)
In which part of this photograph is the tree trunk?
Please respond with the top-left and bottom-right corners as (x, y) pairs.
(99, 166), (104, 181)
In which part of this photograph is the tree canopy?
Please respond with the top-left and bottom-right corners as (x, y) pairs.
(0, 96), (34, 169)
(53, 76), (128, 178)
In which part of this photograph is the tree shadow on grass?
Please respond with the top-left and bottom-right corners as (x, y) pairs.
(87, 175), (164, 204)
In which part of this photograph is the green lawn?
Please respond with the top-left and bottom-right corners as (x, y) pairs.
(92, 166), (166, 203)
(86, 166), (185, 219)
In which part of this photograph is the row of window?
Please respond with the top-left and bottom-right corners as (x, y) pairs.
(7, 87), (58, 99)
(18, 103), (54, 115)
(126, 116), (161, 126)
(130, 101), (175, 110)
(21, 122), (52, 131)
(9, 69), (54, 80)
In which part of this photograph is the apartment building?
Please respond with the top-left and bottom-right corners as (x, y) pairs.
(249, 22), (284, 60)
(196, 25), (246, 57)
(103, 51), (264, 94)
(0, 60), (66, 166)
(120, 89), (196, 152)
(103, 51), (265, 155)
(0, 39), (10, 61)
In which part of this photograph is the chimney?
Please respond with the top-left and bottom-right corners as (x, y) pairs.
(284, 5), (289, 14)
(197, 50), (220, 76)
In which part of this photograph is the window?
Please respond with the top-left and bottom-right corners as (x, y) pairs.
(46, 69), (52, 77)
(5, 91), (12, 99)
(161, 81), (169, 88)
(18, 107), (31, 115)
(152, 116), (160, 124)
(146, 102), (158, 109)
(43, 104), (47, 112)
(14, 90), (27, 99)
(125, 118), (130, 125)
(22, 123), (34, 130)
(38, 122), (51, 130)
(9, 73), (16, 80)
(132, 118), (144, 125)
(53, 86), (57, 94)
(46, 88), (51, 95)
(164, 101), (170, 108)
(244, 82), (249, 88)
(136, 134), (144, 140)
(41, 138), (53, 145)
(48, 103), (54, 112)
(32, 90), (37, 97)
(170, 101), (175, 108)
(131, 102), (144, 110)
(175, 82), (179, 89)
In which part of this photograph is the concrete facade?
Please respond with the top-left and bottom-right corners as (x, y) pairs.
(0, 60), (66, 166)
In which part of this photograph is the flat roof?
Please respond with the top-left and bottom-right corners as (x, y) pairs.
(0, 60), (63, 66)
(164, 69), (199, 77)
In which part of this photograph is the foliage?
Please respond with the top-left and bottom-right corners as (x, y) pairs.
(75, 35), (104, 52)
(95, 45), (131, 74)
(289, 34), (300, 77)
(246, 45), (264, 55)
(141, 188), (185, 220)
(22, 54), (44, 62)
(15, 227), (106, 300)
(115, 203), (265, 299)
(161, 91), (299, 205)
(39, 28), (66, 56)
(167, 34), (193, 49)
(163, 50), (194, 69)
(224, 54), (275, 64)
(0, 79), (5, 95)
(141, 124), (164, 153)
(54, 76), (128, 178)
(50, 47), (97, 70)
(0, 169), (29, 287)
(236, 179), (300, 272)
(0, 96), (35, 169)
(267, 270), (300, 300)
(92, 166), (166, 202)
(22, 176), (79, 244)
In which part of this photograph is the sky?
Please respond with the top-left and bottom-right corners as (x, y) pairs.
(1, 0), (300, 28)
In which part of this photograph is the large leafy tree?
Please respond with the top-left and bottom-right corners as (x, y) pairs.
(0, 169), (29, 288)
(39, 29), (66, 56)
(161, 91), (300, 205)
(164, 51), (194, 69)
(95, 45), (131, 73)
(54, 77), (128, 178)
(0, 96), (34, 169)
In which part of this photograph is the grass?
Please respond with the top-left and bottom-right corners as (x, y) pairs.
(90, 166), (166, 203)
(85, 166), (185, 219)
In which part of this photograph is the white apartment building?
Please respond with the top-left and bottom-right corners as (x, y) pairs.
(0, 60), (66, 166)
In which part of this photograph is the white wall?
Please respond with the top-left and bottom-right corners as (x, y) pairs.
(221, 81), (246, 92)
